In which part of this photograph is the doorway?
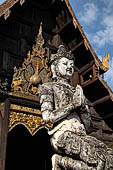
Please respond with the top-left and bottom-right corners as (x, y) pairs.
(5, 125), (53, 170)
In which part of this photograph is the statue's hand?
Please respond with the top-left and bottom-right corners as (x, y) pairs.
(72, 85), (82, 108)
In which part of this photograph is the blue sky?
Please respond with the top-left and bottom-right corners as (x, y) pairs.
(69, 0), (113, 91)
(0, 0), (6, 5)
(0, 0), (113, 90)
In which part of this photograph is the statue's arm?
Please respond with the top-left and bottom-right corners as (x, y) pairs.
(74, 85), (92, 131)
(39, 84), (91, 129)
(41, 101), (76, 124)
(39, 84), (78, 124)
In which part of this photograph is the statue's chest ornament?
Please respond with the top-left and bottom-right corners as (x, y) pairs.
(53, 83), (76, 106)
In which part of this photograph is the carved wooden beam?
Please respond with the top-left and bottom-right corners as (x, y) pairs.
(71, 40), (84, 52)
(0, 0), (25, 20)
(78, 61), (94, 74)
(82, 77), (98, 88)
(56, 18), (72, 34)
(92, 95), (110, 106)
(103, 112), (113, 119)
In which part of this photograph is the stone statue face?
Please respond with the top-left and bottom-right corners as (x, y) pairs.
(56, 57), (74, 80)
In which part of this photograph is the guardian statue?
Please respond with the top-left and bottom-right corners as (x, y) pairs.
(39, 45), (113, 170)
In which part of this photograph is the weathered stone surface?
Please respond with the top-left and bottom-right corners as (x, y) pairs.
(39, 45), (113, 170)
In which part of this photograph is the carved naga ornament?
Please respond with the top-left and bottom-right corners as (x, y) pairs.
(11, 22), (51, 96)
(102, 53), (110, 70)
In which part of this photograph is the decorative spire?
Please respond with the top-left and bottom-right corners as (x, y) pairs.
(32, 22), (45, 57)
(11, 22), (51, 95)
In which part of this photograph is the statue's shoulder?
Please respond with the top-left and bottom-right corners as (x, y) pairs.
(76, 84), (83, 91)
(38, 82), (55, 96)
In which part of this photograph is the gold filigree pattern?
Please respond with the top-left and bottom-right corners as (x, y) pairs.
(9, 112), (52, 136)
(11, 22), (51, 95)
(10, 104), (41, 115)
(102, 53), (110, 70)
(9, 23), (53, 134)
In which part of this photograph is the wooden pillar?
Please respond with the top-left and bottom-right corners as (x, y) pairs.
(72, 71), (79, 87)
(0, 100), (9, 170)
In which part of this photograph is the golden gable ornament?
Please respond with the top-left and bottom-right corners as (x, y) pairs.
(11, 22), (51, 95)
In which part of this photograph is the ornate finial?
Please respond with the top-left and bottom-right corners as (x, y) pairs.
(4, 9), (11, 20)
(39, 22), (43, 35)
(20, 0), (25, 6)
(102, 53), (110, 70)
(32, 22), (45, 57)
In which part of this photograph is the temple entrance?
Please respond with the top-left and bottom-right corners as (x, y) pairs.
(5, 125), (53, 170)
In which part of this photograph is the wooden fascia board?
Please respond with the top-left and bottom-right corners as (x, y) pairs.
(92, 95), (110, 107)
(82, 76), (113, 102)
(0, 0), (23, 19)
(103, 112), (113, 119)
(98, 76), (113, 101)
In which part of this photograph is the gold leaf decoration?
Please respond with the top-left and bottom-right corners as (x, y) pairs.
(102, 53), (110, 70)
(9, 112), (52, 136)
(11, 22), (52, 95)
(10, 104), (41, 115)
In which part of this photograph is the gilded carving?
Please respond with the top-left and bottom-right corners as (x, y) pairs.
(10, 104), (41, 115)
(102, 53), (110, 70)
(0, 78), (8, 94)
(9, 111), (52, 136)
(11, 22), (51, 95)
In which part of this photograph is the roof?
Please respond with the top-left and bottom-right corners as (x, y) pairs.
(0, 0), (113, 143)
(64, 0), (110, 73)
(0, 0), (109, 73)
(0, 0), (23, 19)
(0, 0), (112, 87)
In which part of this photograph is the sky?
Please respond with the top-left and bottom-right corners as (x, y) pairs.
(0, 0), (5, 5)
(69, 0), (113, 91)
(0, 0), (113, 90)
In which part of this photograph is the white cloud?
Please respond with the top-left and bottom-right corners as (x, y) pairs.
(104, 57), (113, 90)
(79, 3), (98, 24)
(89, 14), (113, 47)
(92, 29), (113, 47)
(101, 0), (113, 8)
(103, 15), (113, 27)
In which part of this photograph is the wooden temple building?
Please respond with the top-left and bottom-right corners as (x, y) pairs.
(0, 0), (113, 169)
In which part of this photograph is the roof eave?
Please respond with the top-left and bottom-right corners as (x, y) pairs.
(64, 0), (108, 74)
(0, 0), (24, 20)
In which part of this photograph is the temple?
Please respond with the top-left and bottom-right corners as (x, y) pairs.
(0, 0), (113, 170)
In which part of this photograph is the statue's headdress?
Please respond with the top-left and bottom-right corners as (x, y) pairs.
(50, 45), (74, 64)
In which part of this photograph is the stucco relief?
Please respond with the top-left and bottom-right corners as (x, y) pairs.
(39, 45), (113, 170)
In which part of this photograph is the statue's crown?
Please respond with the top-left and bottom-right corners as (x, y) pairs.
(50, 45), (74, 64)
